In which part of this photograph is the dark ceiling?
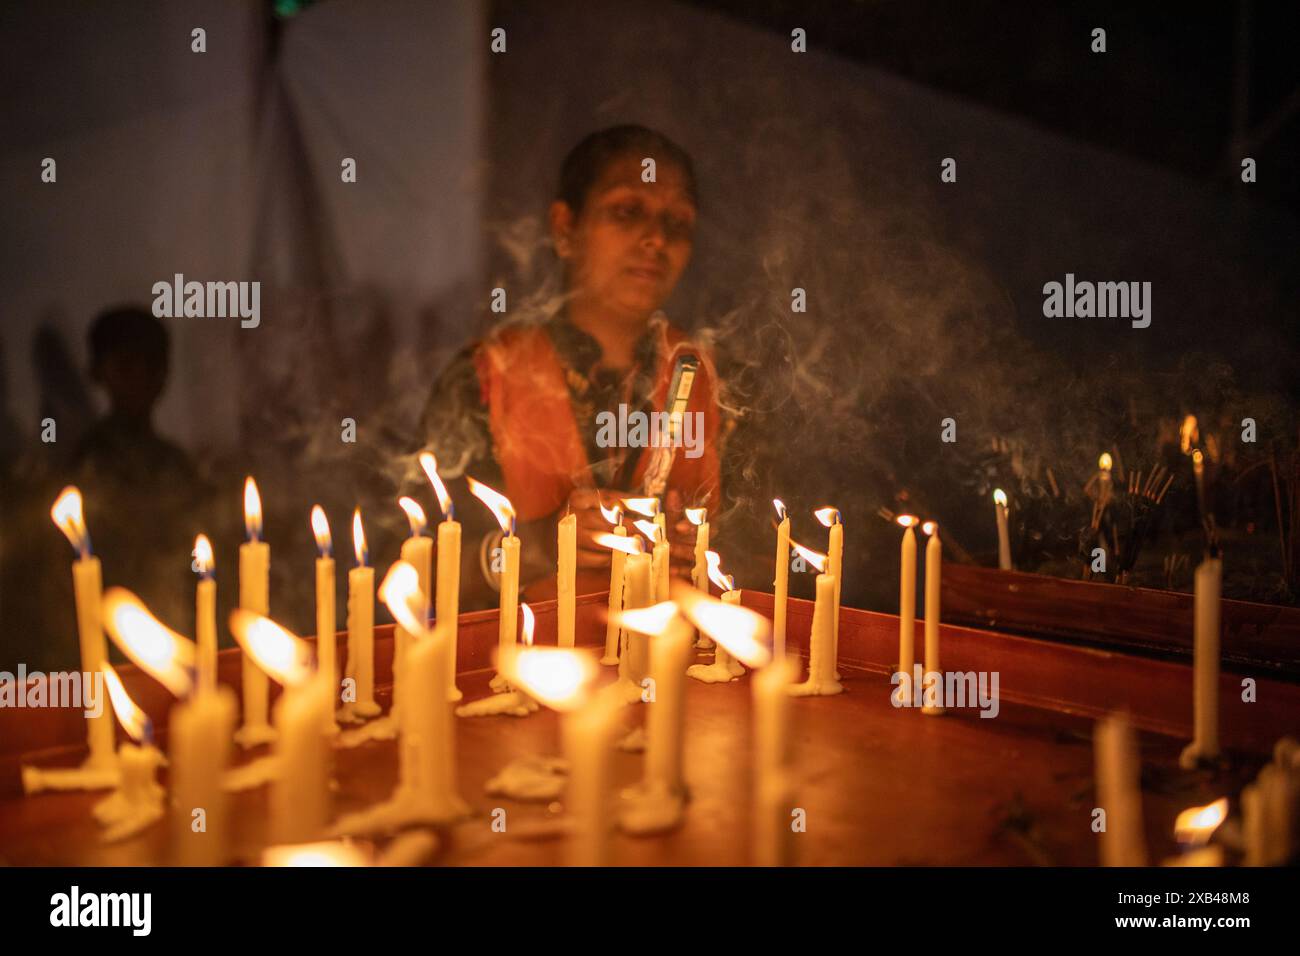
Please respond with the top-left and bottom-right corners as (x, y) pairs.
(686, 0), (1300, 216)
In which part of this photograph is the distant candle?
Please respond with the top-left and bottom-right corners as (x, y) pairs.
(921, 521), (944, 716)
(396, 496), (432, 722)
(344, 508), (379, 719)
(686, 507), (710, 648)
(894, 516), (919, 707)
(193, 534), (217, 694)
(598, 503), (629, 665)
(815, 507), (843, 680)
(468, 477), (519, 693)
(558, 512), (577, 647)
(993, 489), (1012, 571)
(310, 506), (337, 732)
(235, 477), (276, 748)
(421, 453), (462, 701)
(1180, 555), (1222, 768)
(788, 542), (841, 697)
(772, 500), (791, 660)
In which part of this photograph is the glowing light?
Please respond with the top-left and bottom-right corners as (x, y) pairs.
(51, 486), (90, 556)
(896, 514), (919, 529)
(311, 505), (331, 557)
(632, 518), (661, 543)
(672, 582), (771, 668)
(921, 521), (938, 537)
(377, 561), (430, 639)
(705, 550), (734, 592)
(264, 841), (371, 867)
(397, 496), (427, 537)
(790, 540), (827, 573)
(814, 506), (840, 527)
(621, 497), (659, 518)
(685, 507), (707, 526)
(228, 611), (314, 686)
(993, 489), (1008, 508)
(509, 647), (598, 712)
(467, 477), (516, 535)
(521, 603), (535, 647)
(244, 477), (263, 541)
(103, 664), (150, 743)
(1174, 797), (1228, 846)
(193, 534), (214, 577)
(1180, 415), (1199, 455)
(598, 500), (622, 525)
(593, 531), (643, 555)
(352, 508), (368, 566)
(615, 601), (680, 637)
(773, 498), (787, 521)
(1098, 453), (1113, 472)
(419, 452), (453, 520)
(102, 587), (196, 698)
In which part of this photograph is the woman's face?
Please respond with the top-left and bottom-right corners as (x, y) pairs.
(550, 154), (697, 324)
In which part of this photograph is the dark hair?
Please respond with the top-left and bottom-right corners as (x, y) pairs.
(556, 125), (698, 216)
(89, 306), (168, 371)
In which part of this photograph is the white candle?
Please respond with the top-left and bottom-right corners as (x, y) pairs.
(193, 537), (218, 694)
(558, 512), (577, 647)
(50, 487), (117, 771)
(311, 506), (337, 732)
(643, 613), (694, 798)
(789, 570), (841, 697)
(345, 509), (379, 718)
(773, 500), (790, 660)
(236, 477), (275, 748)
(921, 522), (944, 716)
(601, 524), (629, 665)
(993, 490), (1012, 570)
(396, 496), (432, 714)
(621, 551), (653, 690)
(754, 656), (797, 865)
(815, 507), (844, 678)
(686, 508), (711, 648)
(421, 452), (463, 700)
(401, 622), (467, 821)
(1094, 713), (1148, 866)
(91, 663), (164, 841)
(468, 478), (520, 693)
(895, 517), (918, 706)
(169, 686), (236, 865)
(564, 688), (621, 865)
(1180, 556), (1222, 768)
(687, 554), (747, 683)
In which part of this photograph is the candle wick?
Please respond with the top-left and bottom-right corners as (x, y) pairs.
(447, 503), (456, 522)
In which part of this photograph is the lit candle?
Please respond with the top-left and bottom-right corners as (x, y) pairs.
(788, 541), (841, 697)
(235, 477), (276, 748)
(468, 477), (519, 693)
(894, 516), (919, 707)
(193, 534), (217, 695)
(993, 489), (1012, 571)
(92, 665), (165, 843)
(772, 499), (790, 660)
(921, 521), (944, 716)
(311, 506), (337, 732)
(421, 453), (462, 701)
(686, 551), (747, 683)
(1092, 453), (1114, 530)
(618, 546), (654, 702)
(558, 512), (577, 648)
(396, 496), (433, 716)
(598, 503), (628, 665)
(102, 588), (234, 864)
(814, 506), (843, 679)
(685, 507), (711, 648)
(616, 601), (695, 834)
(379, 561), (469, 822)
(1180, 554), (1222, 768)
(49, 486), (116, 772)
(343, 508), (379, 719)
(633, 518), (670, 606)
(1166, 797), (1227, 866)
(1094, 713), (1148, 866)
(752, 656), (797, 865)
(229, 610), (332, 845)
(454, 602), (540, 717)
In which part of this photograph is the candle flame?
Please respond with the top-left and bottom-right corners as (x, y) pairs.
(264, 841), (371, 867)
(102, 587), (196, 698)
(993, 489), (1008, 507)
(521, 602), (535, 647)
(814, 506), (840, 527)
(921, 520), (939, 537)
(705, 550), (734, 592)
(598, 500), (623, 525)
(685, 507), (707, 526)
(615, 601), (681, 636)
(467, 477), (515, 535)
(509, 647), (597, 712)
(790, 540), (828, 573)
(896, 514), (919, 529)
(193, 534), (214, 576)
(593, 531), (643, 555)
(672, 582), (771, 667)
(377, 561), (431, 639)
(1192, 448), (1204, 475)
(244, 477), (263, 541)
(102, 663), (151, 743)
(1098, 452), (1113, 472)
(621, 497), (659, 518)
(773, 498), (787, 521)
(418, 452), (453, 519)
(397, 496), (427, 537)
(1173, 797), (1228, 845)
(51, 486), (90, 556)
(632, 518), (661, 543)
(228, 610), (314, 686)
(352, 508), (367, 566)
(1180, 414), (1199, 455)
(311, 505), (331, 557)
